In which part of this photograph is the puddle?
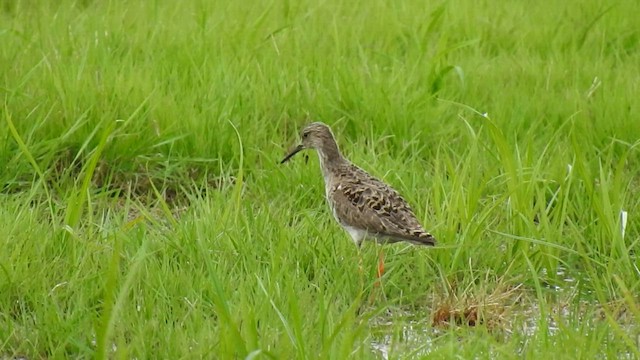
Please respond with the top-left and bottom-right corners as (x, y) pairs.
(369, 309), (435, 359)
(367, 267), (637, 359)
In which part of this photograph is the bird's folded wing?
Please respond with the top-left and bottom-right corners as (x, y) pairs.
(330, 179), (435, 245)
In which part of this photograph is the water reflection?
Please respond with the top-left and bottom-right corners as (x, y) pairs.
(367, 266), (635, 358)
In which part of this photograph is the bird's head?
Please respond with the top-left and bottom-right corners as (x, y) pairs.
(280, 122), (337, 163)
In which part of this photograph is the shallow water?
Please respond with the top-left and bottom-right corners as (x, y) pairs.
(368, 267), (637, 359)
(369, 309), (434, 359)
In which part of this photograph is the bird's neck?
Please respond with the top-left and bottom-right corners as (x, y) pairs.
(317, 138), (347, 178)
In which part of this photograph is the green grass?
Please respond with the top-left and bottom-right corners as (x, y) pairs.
(1, 0), (639, 358)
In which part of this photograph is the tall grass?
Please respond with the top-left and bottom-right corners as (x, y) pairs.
(1, 0), (639, 358)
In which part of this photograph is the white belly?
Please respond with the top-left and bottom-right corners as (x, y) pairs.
(343, 225), (367, 245)
(322, 166), (366, 246)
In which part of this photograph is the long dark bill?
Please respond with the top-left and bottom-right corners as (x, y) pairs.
(280, 144), (304, 164)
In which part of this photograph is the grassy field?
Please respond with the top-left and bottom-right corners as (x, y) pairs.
(1, 0), (639, 358)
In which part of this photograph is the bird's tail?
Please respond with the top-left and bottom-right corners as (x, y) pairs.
(383, 232), (436, 246)
(409, 233), (436, 246)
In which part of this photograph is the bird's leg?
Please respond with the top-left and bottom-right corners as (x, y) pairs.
(368, 248), (387, 305)
(373, 246), (385, 288)
(376, 250), (385, 281)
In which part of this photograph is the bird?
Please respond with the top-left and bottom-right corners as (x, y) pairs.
(280, 122), (436, 250)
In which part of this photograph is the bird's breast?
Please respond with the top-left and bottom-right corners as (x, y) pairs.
(325, 181), (338, 220)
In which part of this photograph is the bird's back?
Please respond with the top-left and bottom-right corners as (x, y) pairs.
(327, 163), (436, 246)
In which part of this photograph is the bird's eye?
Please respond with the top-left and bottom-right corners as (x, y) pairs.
(302, 132), (309, 138)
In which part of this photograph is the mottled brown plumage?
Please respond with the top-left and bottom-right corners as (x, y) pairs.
(281, 122), (436, 247)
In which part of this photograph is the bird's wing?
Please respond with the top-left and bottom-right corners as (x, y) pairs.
(329, 167), (435, 246)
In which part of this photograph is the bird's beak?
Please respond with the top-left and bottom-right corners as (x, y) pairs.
(280, 144), (304, 164)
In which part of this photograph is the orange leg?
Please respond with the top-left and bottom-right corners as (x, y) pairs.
(368, 249), (386, 305)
